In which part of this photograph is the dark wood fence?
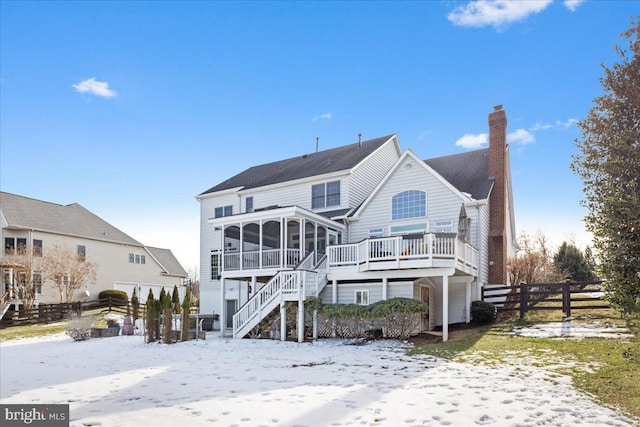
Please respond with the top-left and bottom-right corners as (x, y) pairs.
(0, 298), (140, 327)
(482, 280), (609, 318)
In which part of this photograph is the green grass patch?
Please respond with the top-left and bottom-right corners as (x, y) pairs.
(409, 312), (640, 419)
(0, 322), (69, 342)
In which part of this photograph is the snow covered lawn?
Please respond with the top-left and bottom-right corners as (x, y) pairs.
(1, 333), (636, 427)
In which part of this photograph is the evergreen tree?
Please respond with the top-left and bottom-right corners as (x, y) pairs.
(571, 17), (640, 314)
(145, 290), (156, 343)
(131, 287), (140, 322)
(181, 288), (192, 342)
(553, 242), (597, 282)
(163, 294), (173, 344)
(172, 285), (181, 315)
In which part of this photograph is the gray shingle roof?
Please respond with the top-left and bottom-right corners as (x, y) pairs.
(200, 135), (395, 195)
(0, 192), (142, 246)
(424, 148), (493, 200)
(146, 247), (188, 277)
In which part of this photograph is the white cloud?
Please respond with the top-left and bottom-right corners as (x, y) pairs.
(455, 133), (488, 149)
(556, 118), (578, 129)
(72, 78), (117, 98)
(529, 122), (553, 131)
(312, 113), (332, 122)
(417, 130), (432, 140)
(564, 0), (585, 12)
(447, 0), (553, 30)
(508, 128), (535, 144)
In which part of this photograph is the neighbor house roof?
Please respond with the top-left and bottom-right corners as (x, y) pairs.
(200, 135), (396, 195)
(0, 192), (143, 246)
(424, 148), (493, 200)
(146, 247), (188, 277)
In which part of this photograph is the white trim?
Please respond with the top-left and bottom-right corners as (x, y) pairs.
(350, 149), (473, 221)
(355, 289), (370, 305)
(349, 135), (403, 174)
(196, 186), (244, 201)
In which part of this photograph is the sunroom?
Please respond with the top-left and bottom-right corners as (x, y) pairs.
(208, 206), (346, 280)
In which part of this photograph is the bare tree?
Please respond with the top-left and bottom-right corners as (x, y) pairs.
(40, 245), (98, 303)
(508, 231), (563, 284)
(2, 246), (46, 309)
(187, 265), (200, 302)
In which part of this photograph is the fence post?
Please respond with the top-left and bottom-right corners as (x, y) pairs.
(519, 283), (527, 319)
(563, 280), (571, 318)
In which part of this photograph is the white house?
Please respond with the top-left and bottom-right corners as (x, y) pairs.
(0, 192), (188, 312)
(197, 105), (517, 342)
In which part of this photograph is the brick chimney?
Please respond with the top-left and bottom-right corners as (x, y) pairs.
(488, 105), (508, 285)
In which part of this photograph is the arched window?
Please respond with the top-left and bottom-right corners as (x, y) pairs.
(392, 190), (426, 220)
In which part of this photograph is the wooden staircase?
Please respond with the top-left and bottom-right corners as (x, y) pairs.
(232, 254), (327, 339)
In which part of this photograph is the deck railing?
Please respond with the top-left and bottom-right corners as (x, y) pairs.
(224, 249), (304, 271)
(327, 233), (478, 273)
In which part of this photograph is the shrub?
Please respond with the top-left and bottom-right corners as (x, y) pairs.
(470, 300), (497, 324)
(131, 288), (140, 321)
(98, 289), (128, 303)
(66, 315), (94, 341)
(319, 298), (428, 339)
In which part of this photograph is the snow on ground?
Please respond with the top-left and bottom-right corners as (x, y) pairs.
(1, 333), (637, 427)
(512, 322), (634, 339)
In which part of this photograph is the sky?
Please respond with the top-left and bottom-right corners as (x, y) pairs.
(1, 1), (638, 276)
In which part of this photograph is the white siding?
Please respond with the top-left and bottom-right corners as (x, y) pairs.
(236, 174), (351, 214)
(350, 156), (468, 242)
(1, 230), (182, 304)
(386, 282), (413, 299)
(349, 138), (401, 208)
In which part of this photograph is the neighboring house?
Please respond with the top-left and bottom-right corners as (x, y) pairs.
(198, 105), (517, 342)
(0, 192), (188, 311)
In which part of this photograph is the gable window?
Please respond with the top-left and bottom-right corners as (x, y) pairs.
(246, 197), (254, 213)
(392, 190), (426, 220)
(215, 205), (233, 218)
(355, 290), (369, 306)
(211, 251), (221, 280)
(129, 253), (146, 264)
(312, 181), (340, 209)
(369, 227), (385, 238)
(77, 245), (86, 260)
(433, 220), (454, 233)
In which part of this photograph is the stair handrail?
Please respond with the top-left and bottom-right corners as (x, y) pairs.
(296, 251), (316, 271)
(233, 270), (298, 335)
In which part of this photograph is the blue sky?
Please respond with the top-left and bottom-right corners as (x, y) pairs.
(1, 1), (638, 273)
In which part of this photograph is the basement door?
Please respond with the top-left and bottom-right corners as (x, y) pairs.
(226, 299), (238, 329)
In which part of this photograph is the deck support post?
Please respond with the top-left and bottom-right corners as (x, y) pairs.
(312, 308), (318, 339)
(442, 275), (449, 342)
(465, 279), (472, 323)
(280, 302), (286, 341)
(297, 299), (304, 343)
(382, 277), (388, 300)
(220, 277), (226, 338)
(332, 280), (337, 303)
